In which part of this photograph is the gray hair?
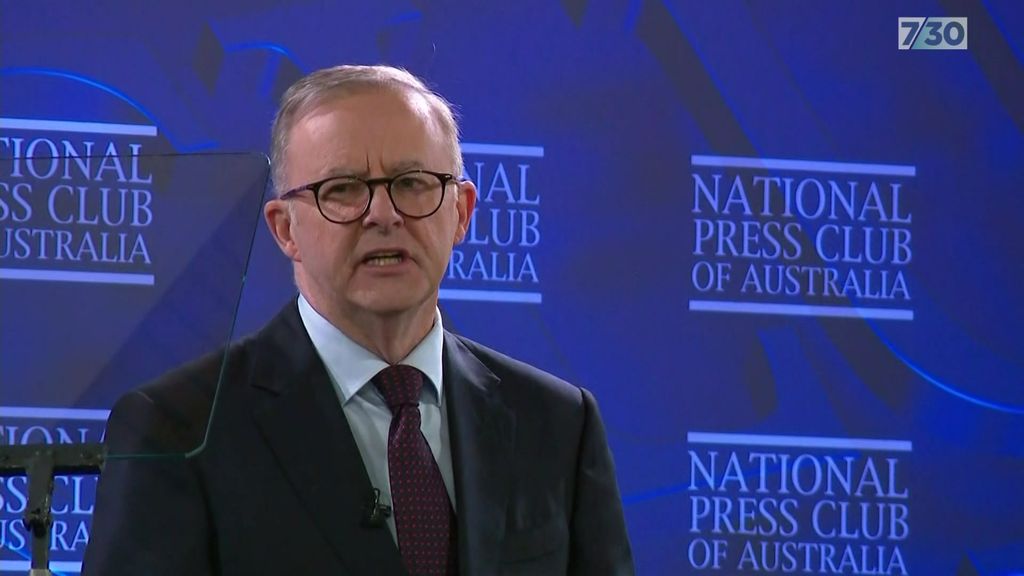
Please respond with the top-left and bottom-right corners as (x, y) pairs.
(270, 64), (463, 194)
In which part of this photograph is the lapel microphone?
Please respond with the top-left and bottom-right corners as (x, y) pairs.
(362, 488), (392, 528)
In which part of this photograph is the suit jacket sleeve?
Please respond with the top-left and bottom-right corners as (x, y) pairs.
(569, 388), (635, 575)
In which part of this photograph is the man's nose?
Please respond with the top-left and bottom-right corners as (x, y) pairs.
(363, 183), (402, 227)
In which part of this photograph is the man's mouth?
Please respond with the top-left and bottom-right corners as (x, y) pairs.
(363, 251), (406, 267)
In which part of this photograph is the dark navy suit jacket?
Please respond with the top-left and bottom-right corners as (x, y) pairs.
(83, 301), (634, 575)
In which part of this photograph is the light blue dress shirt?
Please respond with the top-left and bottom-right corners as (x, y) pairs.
(296, 295), (456, 542)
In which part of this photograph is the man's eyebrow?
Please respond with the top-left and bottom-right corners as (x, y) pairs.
(319, 167), (362, 179)
(320, 161), (427, 179)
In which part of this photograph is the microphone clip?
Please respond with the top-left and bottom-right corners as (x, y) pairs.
(362, 488), (392, 529)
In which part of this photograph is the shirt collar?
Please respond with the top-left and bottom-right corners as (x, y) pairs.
(296, 294), (444, 405)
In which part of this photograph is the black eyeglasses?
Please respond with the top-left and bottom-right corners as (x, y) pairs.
(280, 169), (457, 224)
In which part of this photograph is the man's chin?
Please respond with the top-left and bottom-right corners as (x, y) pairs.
(348, 289), (436, 318)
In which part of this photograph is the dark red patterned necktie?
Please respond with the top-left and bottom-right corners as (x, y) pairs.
(373, 365), (458, 576)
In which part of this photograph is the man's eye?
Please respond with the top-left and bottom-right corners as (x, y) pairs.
(322, 180), (364, 196)
(394, 175), (431, 191)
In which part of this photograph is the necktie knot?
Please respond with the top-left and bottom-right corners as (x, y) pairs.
(372, 364), (424, 411)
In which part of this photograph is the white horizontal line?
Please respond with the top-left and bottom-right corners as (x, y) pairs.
(691, 155), (916, 177)
(461, 143), (545, 158)
(439, 288), (542, 303)
(0, 406), (110, 421)
(0, 268), (154, 286)
(0, 117), (157, 137)
(0, 560), (81, 573)
(689, 300), (913, 321)
(688, 432), (913, 452)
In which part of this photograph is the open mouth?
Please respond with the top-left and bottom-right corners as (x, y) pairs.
(363, 251), (406, 267)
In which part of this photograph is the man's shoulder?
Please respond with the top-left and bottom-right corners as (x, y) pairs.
(103, 308), (285, 453)
(126, 301), (300, 410)
(446, 332), (583, 406)
(132, 345), (240, 409)
(103, 343), (249, 453)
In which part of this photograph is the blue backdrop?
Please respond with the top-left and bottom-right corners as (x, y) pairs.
(1, 1), (1022, 574)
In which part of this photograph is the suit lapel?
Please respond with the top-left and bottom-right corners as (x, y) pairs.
(250, 303), (407, 576)
(444, 334), (516, 575)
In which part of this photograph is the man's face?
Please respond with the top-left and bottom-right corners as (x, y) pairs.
(265, 89), (475, 325)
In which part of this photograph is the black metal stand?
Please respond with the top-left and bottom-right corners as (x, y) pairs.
(0, 443), (106, 576)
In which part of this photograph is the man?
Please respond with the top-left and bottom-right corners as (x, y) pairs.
(83, 64), (634, 575)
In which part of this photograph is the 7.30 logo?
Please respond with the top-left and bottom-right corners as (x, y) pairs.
(899, 17), (967, 50)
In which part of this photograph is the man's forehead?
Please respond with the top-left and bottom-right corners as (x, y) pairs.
(286, 90), (447, 177)
(300, 86), (439, 128)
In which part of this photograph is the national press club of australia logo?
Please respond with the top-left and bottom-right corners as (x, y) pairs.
(687, 155), (914, 322)
(0, 118), (159, 286)
(443, 142), (544, 305)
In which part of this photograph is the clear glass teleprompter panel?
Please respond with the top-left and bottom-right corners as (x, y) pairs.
(0, 152), (269, 459)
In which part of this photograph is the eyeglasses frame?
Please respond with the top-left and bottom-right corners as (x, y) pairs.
(279, 169), (458, 224)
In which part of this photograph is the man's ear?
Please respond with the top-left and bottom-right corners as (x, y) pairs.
(453, 180), (477, 245)
(264, 199), (302, 262)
